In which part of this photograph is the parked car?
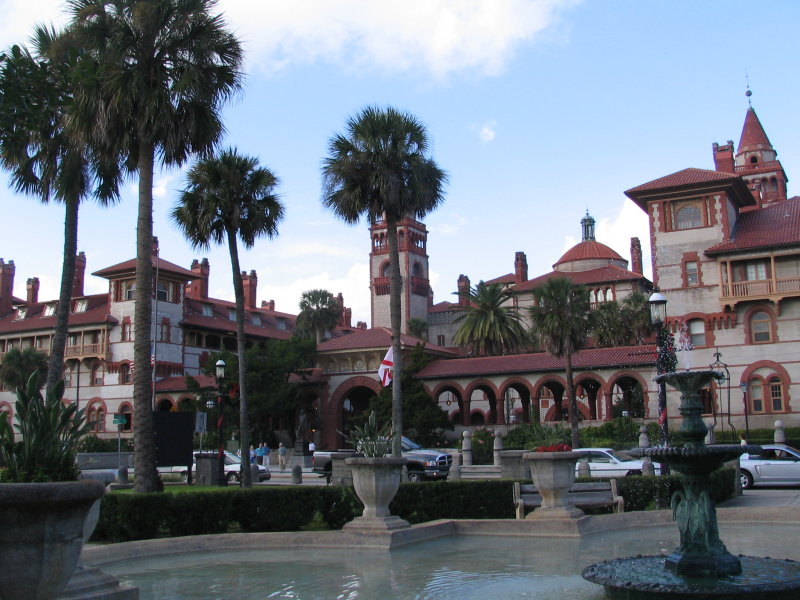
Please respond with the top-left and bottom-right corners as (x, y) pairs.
(160, 451), (270, 483)
(571, 448), (644, 477)
(739, 444), (800, 489)
(312, 437), (452, 483)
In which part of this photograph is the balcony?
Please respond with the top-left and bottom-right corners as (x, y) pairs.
(64, 343), (108, 360)
(720, 276), (800, 304)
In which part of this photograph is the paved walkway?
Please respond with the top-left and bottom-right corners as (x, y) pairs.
(720, 487), (800, 508)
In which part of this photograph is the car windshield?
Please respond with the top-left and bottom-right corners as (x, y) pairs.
(401, 437), (421, 451)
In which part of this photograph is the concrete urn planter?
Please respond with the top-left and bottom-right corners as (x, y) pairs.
(522, 451), (583, 519)
(0, 479), (106, 600)
(344, 456), (410, 530)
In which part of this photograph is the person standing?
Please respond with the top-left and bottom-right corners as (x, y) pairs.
(263, 443), (271, 466)
(278, 442), (288, 471)
(308, 441), (316, 454)
(255, 443), (265, 465)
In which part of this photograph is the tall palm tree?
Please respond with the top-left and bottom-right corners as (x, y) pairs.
(172, 148), (283, 488)
(322, 106), (447, 457)
(529, 278), (591, 448)
(0, 28), (121, 394)
(590, 301), (628, 348)
(453, 281), (527, 356)
(621, 291), (653, 345)
(296, 289), (342, 344)
(67, 0), (243, 492)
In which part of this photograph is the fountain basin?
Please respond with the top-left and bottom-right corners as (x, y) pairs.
(583, 555), (800, 599)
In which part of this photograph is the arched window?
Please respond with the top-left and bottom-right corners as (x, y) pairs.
(675, 205), (702, 230)
(88, 404), (106, 433)
(120, 363), (132, 384)
(381, 262), (390, 277)
(91, 364), (104, 386)
(748, 380), (763, 413)
(771, 177), (779, 192)
(120, 405), (133, 432)
(412, 262), (422, 277)
(769, 377), (784, 412)
(750, 156), (758, 164)
(750, 311), (772, 343)
(121, 321), (132, 342)
(688, 319), (706, 347)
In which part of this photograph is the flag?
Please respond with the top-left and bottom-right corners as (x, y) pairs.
(378, 347), (394, 387)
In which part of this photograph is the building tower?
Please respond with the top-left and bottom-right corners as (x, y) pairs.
(369, 217), (430, 331)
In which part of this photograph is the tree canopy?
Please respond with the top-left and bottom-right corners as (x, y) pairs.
(453, 281), (528, 356)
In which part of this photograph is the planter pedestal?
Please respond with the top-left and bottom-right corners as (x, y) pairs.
(522, 451), (583, 520)
(344, 457), (410, 530)
(0, 480), (106, 600)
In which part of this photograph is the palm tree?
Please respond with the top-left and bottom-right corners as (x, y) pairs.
(0, 348), (48, 392)
(529, 278), (591, 448)
(322, 106), (447, 457)
(621, 291), (653, 344)
(406, 318), (429, 342)
(172, 148), (283, 488)
(296, 289), (342, 344)
(0, 28), (121, 394)
(67, 0), (243, 492)
(590, 301), (628, 348)
(453, 281), (527, 355)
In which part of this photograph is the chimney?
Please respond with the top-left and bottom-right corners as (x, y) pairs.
(0, 259), (16, 315)
(457, 274), (471, 306)
(514, 251), (528, 284)
(630, 238), (643, 275)
(261, 299), (275, 312)
(152, 236), (160, 256)
(713, 140), (735, 173)
(242, 270), (257, 309)
(26, 277), (40, 304)
(186, 258), (210, 299)
(335, 293), (347, 327)
(343, 307), (352, 328)
(72, 251), (86, 297)
(356, 321), (367, 329)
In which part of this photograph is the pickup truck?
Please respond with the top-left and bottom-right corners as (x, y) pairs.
(312, 437), (453, 483)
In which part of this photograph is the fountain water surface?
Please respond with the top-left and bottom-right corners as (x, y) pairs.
(582, 370), (800, 599)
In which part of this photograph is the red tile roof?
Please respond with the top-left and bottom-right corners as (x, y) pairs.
(554, 240), (623, 267)
(182, 297), (299, 339)
(737, 107), (772, 154)
(416, 345), (656, 379)
(625, 168), (755, 211)
(317, 327), (457, 355)
(0, 294), (116, 332)
(515, 265), (648, 292)
(706, 196), (800, 255)
(485, 273), (515, 285)
(93, 256), (196, 280)
(429, 300), (461, 314)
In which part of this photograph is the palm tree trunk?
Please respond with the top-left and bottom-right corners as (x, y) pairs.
(386, 214), (403, 458)
(565, 354), (580, 448)
(133, 140), (157, 493)
(46, 197), (79, 394)
(227, 229), (251, 487)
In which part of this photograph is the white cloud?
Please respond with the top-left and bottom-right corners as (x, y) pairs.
(219, 0), (577, 79)
(595, 200), (651, 279)
(428, 213), (468, 236)
(0, 1), (68, 49)
(479, 120), (497, 142)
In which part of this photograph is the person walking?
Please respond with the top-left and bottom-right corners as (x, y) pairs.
(255, 442), (265, 465)
(263, 443), (271, 467)
(278, 442), (288, 471)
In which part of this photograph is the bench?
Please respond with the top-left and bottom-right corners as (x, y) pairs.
(513, 480), (624, 519)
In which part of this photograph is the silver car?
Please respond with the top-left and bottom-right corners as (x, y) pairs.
(739, 444), (800, 489)
(572, 448), (645, 477)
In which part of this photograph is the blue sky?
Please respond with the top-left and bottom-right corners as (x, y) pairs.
(1, 0), (798, 326)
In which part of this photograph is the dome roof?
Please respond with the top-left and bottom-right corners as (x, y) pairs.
(554, 240), (625, 270)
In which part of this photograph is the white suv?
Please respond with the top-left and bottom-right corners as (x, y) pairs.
(163, 451), (270, 483)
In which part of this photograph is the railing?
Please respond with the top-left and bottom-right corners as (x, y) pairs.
(734, 160), (781, 173)
(721, 276), (800, 299)
(64, 343), (105, 358)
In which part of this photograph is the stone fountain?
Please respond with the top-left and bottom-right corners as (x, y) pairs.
(582, 370), (800, 599)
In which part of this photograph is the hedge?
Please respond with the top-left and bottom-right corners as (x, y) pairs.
(90, 470), (735, 542)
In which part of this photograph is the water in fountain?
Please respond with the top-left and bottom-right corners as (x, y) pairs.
(582, 370), (800, 599)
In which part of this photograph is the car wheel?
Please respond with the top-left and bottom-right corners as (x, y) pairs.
(626, 470), (642, 477)
(227, 471), (241, 484)
(408, 471), (424, 483)
(740, 470), (754, 490)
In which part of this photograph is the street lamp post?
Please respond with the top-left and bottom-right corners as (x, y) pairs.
(649, 291), (669, 447)
(740, 381), (750, 443)
(215, 359), (227, 486)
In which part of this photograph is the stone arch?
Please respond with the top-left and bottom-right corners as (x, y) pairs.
(156, 397), (174, 412)
(499, 378), (534, 424)
(533, 377), (567, 423)
(607, 371), (650, 419)
(465, 379), (500, 425)
(326, 376), (382, 448)
(575, 373), (606, 421)
(429, 382), (466, 425)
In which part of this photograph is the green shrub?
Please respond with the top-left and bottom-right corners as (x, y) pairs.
(93, 493), (169, 542)
(391, 480), (514, 523)
(165, 489), (235, 536)
(317, 485), (359, 529)
(234, 487), (320, 532)
(503, 422), (570, 450)
(462, 427), (495, 464)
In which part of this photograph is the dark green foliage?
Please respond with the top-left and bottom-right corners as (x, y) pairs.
(234, 487), (320, 532)
(78, 435), (132, 453)
(452, 281), (528, 355)
(0, 347), (48, 392)
(614, 468), (736, 511)
(580, 418), (659, 448)
(462, 427), (496, 464)
(0, 372), (89, 481)
(93, 493), (169, 542)
(317, 486), (360, 529)
(165, 490), (234, 536)
(503, 422), (571, 449)
(367, 344), (452, 447)
(391, 480), (515, 523)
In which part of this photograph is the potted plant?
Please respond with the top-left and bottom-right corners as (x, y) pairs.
(343, 411), (409, 530)
(0, 372), (106, 600)
(522, 443), (584, 519)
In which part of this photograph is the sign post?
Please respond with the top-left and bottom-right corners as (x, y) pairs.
(112, 414), (128, 483)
